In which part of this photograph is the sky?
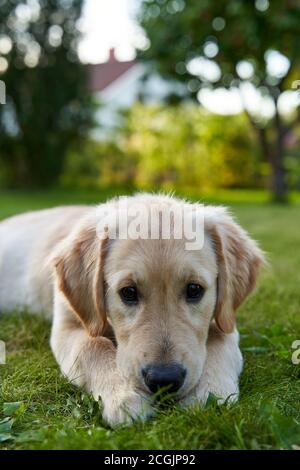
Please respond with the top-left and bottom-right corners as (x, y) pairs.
(78, 0), (144, 64)
(78, 0), (299, 116)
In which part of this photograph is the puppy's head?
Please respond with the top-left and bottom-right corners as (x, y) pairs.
(53, 195), (265, 400)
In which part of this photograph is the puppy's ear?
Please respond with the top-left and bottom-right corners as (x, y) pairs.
(52, 220), (108, 337)
(206, 208), (265, 334)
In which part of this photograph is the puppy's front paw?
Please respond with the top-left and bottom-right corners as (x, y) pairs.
(181, 377), (239, 408)
(101, 389), (153, 427)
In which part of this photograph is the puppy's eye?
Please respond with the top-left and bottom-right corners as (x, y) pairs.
(186, 283), (204, 302)
(119, 286), (139, 305)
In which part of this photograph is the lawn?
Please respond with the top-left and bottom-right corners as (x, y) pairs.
(0, 188), (300, 450)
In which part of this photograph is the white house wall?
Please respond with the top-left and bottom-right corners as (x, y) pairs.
(92, 63), (173, 139)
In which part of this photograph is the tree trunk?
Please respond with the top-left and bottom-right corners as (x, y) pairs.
(271, 111), (288, 203)
(245, 100), (289, 203)
(271, 159), (287, 202)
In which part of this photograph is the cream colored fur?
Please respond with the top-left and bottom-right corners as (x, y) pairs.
(0, 194), (265, 426)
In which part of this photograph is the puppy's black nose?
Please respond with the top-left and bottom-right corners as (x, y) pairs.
(142, 363), (186, 395)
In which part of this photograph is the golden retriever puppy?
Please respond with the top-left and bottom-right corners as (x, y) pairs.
(0, 194), (265, 426)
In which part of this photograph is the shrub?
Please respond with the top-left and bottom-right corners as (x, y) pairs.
(62, 103), (262, 191)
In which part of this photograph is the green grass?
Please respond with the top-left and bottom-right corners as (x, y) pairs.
(0, 188), (300, 450)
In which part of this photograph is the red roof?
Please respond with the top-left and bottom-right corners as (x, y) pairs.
(88, 48), (136, 92)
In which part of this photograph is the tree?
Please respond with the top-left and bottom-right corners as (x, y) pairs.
(0, 0), (94, 188)
(139, 0), (300, 201)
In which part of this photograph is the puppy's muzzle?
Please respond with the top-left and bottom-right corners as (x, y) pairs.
(142, 363), (186, 395)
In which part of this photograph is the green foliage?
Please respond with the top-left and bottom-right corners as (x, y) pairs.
(0, 189), (300, 449)
(0, 0), (95, 188)
(139, 0), (300, 97)
(62, 139), (137, 190)
(63, 104), (261, 191)
(139, 0), (300, 201)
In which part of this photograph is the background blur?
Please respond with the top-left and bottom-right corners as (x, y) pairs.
(0, 0), (300, 202)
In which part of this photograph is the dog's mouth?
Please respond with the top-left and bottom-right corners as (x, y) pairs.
(134, 382), (192, 406)
(134, 366), (203, 408)
(134, 386), (181, 410)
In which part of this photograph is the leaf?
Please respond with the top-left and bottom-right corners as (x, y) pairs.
(0, 417), (14, 442)
(0, 417), (13, 433)
(3, 401), (24, 417)
(0, 433), (13, 442)
(205, 393), (220, 408)
(260, 404), (300, 449)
